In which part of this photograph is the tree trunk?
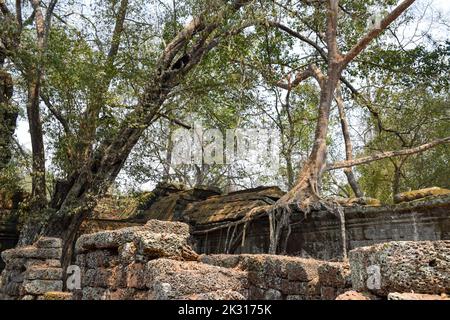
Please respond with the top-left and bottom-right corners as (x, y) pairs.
(0, 55), (17, 170)
(26, 78), (47, 207)
(335, 84), (363, 197)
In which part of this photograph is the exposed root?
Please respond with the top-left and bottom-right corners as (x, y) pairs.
(321, 198), (347, 260)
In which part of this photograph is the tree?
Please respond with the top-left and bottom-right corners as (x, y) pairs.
(1, 0), (255, 269)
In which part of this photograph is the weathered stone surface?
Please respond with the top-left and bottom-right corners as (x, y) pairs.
(75, 220), (192, 261)
(85, 250), (119, 269)
(143, 219), (190, 237)
(146, 258), (248, 299)
(23, 279), (63, 295)
(35, 237), (62, 249)
(119, 242), (137, 263)
(200, 254), (323, 282)
(349, 241), (450, 296)
(264, 288), (282, 300)
(387, 292), (450, 300)
(137, 232), (190, 259)
(1, 246), (62, 263)
(108, 288), (137, 300)
(335, 290), (378, 300)
(180, 290), (246, 300)
(25, 266), (62, 280)
(46, 259), (62, 268)
(125, 262), (146, 289)
(317, 261), (351, 287)
(320, 286), (337, 300)
(82, 266), (125, 289)
(42, 291), (73, 300)
(81, 287), (110, 300)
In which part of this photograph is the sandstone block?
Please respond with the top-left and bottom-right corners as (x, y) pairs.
(335, 290), (378, 300)
(146, 258), (248, 299)
(25, 266), (62, 281)
(318, 261), (351, 288)
(35, 237), (62, 249)
(180, 290), (246, 300)
(349, 240), (450, 296)
(23, 279), (63, 295)
(1, 246), (62, 262)
(81, 287), (110, 300)
(42, 291), (73, 300)
(387, 292), (450, 300)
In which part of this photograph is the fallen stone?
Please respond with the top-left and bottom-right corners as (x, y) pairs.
(349, 240), (450, 296)
(335, 290), (378, 300)
(387, 292), (450, 300)
(23, 279), (63, 295)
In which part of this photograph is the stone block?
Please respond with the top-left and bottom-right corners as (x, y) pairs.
(349, 240), (450, 296)
(25, 266), (62, 281)
(23, 279), (63, 295)
(35, 237), (62, 249)
(145, 258), (248, 299)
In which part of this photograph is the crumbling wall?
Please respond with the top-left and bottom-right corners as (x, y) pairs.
(199, 254), (351, 300)
(74, 220), (249, 300)
(0, 237), (63, 300)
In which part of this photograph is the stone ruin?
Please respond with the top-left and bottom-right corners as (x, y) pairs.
(0, 218), (449, 300)
(0, 185), (449, 300)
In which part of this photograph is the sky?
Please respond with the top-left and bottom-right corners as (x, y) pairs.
(12, 0), (450, 190)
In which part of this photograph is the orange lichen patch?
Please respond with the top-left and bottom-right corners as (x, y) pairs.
(42, 291), (73, 300)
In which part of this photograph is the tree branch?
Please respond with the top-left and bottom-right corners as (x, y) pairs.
(341, 0), (416, 68)
(327, 136), (450, 170)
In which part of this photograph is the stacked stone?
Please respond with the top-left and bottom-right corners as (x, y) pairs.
(74, 219), (248, 300)
(199, 254), (351, 300)
(317, 261), (352, 299)
(0, 237), (63, 300)
(337, 240), (450, 300)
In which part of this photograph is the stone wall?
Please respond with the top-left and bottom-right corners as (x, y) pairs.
(199, 254), (351, 300)
(1, 219), (449, 300)
(74, 220), (249, 300)
(0, 237), (63, 300)
(194, 194), (450, 260)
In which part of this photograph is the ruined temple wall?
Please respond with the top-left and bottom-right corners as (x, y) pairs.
(194, 196), (450, 260)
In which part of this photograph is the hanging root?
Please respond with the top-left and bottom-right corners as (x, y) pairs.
(321, 199), (347, 260)
(268, 203), (293, 254)
(241, 221), (248, 248)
